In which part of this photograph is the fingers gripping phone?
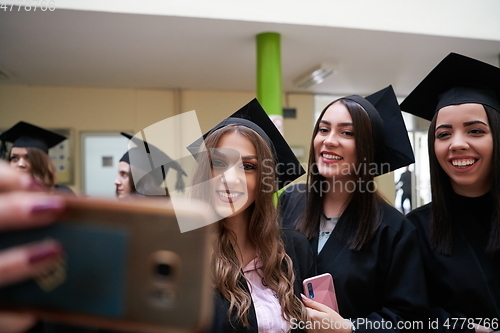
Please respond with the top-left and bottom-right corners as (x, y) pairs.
(0, 197), (214, 333)
(303, 273), (339, 312)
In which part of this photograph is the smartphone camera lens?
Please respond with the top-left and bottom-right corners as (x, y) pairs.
(156, 263), (171, 278)
(307, 282), (314, 299)
(150, 251), (181, 286)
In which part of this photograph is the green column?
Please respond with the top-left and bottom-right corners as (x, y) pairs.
(256, 32), (283, 133)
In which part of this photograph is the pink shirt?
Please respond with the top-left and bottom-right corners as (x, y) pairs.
(243, 258), (290, 333)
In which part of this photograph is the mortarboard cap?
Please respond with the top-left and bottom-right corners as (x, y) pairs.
(400, 52), (500, 121)
(120, 132), (187, 193)
(187, 98), (305, 189)
(0, 121), (66, 157)
(343, 85), (415, 175)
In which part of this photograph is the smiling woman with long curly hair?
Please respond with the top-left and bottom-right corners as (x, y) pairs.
(189, 100), (328, 332)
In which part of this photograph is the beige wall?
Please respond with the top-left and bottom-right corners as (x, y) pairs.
(0, 84), (396, 200)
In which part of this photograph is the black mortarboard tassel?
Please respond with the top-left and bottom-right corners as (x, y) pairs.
(400, 52), (500, 121)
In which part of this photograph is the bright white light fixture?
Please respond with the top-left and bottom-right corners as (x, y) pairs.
(294, 63), (336, 89)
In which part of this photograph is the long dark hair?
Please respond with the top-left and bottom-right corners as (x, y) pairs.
(429, 105), (500, 254)
(9, 147), (56, 190)
(295, 98), (382, 251)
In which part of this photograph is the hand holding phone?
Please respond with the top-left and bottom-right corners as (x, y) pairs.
(302, 273), (339, 312)
(0, 196), (214, 333)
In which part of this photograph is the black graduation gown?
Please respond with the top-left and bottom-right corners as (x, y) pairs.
(280, 184), (429, 332)
(407, 192), (500, 333)
(207, 228), (316, 333)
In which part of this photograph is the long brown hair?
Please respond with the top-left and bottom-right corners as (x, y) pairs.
(295, 98), (382, 250)
(192, 124), (306, 328)
(428, 104), (500, 254)
(9, 147), (56, 190)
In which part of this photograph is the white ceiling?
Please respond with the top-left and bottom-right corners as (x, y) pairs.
(1, 8), (499, 97)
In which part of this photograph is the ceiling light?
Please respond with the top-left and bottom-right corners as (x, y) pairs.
(294, 63), (336, 89)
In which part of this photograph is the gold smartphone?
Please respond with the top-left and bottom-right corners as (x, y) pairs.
(0, 197), (214, 333)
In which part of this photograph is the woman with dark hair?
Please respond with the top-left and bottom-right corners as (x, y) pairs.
(114, 158), (136, 198)
(280, 86), (428, 332)
(401, 53), (500, 332)
(190, 99), (348, 333)
(1, 121), (72, 194)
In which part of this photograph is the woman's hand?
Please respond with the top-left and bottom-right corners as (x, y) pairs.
(301, 294), (353, 333)
(0, 162), (65, 333)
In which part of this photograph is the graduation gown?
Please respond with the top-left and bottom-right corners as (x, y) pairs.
(207, 228), (316, 333)
(407, 192), (500, 332)
(280, 184), (428, 332)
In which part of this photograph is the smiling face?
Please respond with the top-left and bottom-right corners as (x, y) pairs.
(313, 101), (358, 180)
(434, 103), (493, 196)
(9, 147), (31, 173)
(210, 132), (258, 219)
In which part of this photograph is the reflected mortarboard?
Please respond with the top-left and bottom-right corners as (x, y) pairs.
(343, 85), (414, 175)
(120, 132), (187, 193)
(187, 98), (305, 189)
(400, 52), (500, 121)
(0, 121), (66, 157)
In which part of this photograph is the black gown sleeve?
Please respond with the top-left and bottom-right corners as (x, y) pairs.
(206, 280), (258, 333)
(356, 211), (429, 332)
(333, 203), (429, 333)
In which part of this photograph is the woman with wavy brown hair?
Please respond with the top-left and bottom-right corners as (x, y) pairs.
(190, 99), (344, 332)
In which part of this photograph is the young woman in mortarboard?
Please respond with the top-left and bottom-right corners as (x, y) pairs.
(402, 53), (500, 333)
(190, 99), (351, 333)
(0, 121), (73, 195)
(280, 86), (429, 332)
